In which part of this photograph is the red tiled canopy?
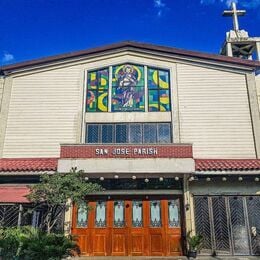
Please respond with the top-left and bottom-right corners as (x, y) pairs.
(0, 185), (30, 203)
(0, 158), (58, 172)
(195, 159), (260, 172)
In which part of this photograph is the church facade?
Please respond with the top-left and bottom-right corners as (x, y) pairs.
(0, 41), (260, 256)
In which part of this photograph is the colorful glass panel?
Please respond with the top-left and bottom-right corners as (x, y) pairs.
(112, 64), (145, 112)
(148, 68), (158, 89)
(97, 90), (108, 112)
(159, 90), (170, 111)
(86, 68), (109, 112)
(148, 67), (170, 112)
(86, 90), (97, 112)
(159, 70), (169, 89)
(149, 90), (159, 111)
(88, 71), (97, 90)
(98, 69), (109, 90)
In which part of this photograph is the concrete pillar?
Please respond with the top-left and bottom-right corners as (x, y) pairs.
(226, 42), (233, 57)
(64, 199), (73, 235)
(183, 176), (195, 236)
(256, 41), (260, 61)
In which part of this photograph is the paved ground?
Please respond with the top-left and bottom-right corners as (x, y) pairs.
(74, 256), (260, 260)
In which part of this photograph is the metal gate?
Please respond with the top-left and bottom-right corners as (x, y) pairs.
(194, 196), (260, 256)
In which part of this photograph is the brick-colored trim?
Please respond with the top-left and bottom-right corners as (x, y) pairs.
(60, 144), (193, 159)
(0, 158), (58, 172)
(195, 159), (260, 171)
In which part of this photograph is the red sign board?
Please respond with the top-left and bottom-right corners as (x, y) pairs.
(60, 144), (193, 159)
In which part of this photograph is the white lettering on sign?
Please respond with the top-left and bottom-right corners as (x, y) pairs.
(95, 147), (158, 156)
(112, 148), (130, 155)
(95, 148), (109, 155)
(133, 148), (158, 155)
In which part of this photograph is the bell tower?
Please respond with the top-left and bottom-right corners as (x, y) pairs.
(220, 2), (260, 61)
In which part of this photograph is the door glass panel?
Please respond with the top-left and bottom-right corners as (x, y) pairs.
(132, 201), (143, 227)
(150, 200), (162, 227)
(77, 205), (88, 228)
(114, 201), (125, 227)
(95, 201), (106, 227)
(229, 197), (250, 255)
(168, 199), (180, 227)
(246, 196), (260, 255)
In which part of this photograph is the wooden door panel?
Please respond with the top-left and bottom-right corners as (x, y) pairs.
(76, 234), (90, 255)
(130, 234), (144, 255)
(167, 234), (182, 255)
(150, 234), (164, 255)
(111, 233), (127, 255)
(92, 233), (107, 256)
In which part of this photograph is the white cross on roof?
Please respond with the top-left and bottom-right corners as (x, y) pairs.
(223, 2), (246, 31)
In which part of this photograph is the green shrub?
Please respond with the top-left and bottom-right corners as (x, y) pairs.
(0, 226), (79, 260)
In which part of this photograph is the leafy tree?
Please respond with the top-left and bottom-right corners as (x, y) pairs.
(27, 168), (102, 234)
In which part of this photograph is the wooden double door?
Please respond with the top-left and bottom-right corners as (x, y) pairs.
(72, 196), (183, 256)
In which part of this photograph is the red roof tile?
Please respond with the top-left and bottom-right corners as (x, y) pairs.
(0, 185), (30, 203)
(195, 159), (260, 172)
(0, 158), (58, 172)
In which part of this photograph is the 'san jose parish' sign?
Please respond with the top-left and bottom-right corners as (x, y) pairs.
(60, 144), (193, 159)
(95, 147), (158, 156)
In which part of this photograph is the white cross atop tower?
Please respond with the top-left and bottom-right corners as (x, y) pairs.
(223, 2), (246, 31)
(220, 2), (260, 61)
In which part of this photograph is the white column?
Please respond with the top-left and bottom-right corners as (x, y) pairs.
(256, 41), (260, 61)
(226, 42), (233, 57)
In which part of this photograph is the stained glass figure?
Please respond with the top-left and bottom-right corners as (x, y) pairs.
(168, 200), (180, 227)
(114, 201), (125, 227)
(86, 68), (109, 112)
(112, 64), (145, 112)
(77, 205), (88, 228)
(148, 68), (170, 112)
(95, 201), (106, 227)
(132, 201), (143, 227)
(150, 200), (162, 227)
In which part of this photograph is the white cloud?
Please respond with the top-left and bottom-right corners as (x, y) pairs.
(1, 52), (14, 63)
(200, 0), (260, 8)
(153, 0), (167, 17)
(154, 0), (165, 8)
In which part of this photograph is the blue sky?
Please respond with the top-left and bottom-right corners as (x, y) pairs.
(0, 0), (260, 65)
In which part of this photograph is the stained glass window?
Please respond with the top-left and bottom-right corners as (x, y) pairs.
(86, 65), (171, 113)
(148, 68), (170, 112)
(112, 64), (145, 112)
(86, 68), (109, 112)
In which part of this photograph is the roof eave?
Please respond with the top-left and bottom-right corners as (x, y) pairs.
(1, 41), (259, 75)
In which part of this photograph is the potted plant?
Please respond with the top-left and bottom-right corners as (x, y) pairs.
(187, 231), (203, 259)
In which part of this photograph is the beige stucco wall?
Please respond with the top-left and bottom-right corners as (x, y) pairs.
(0, 51), (257, 159)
